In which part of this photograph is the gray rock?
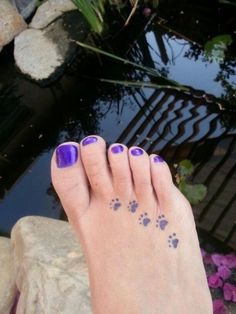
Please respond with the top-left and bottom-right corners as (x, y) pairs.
(11, 216), (91, 314)
(11, 0), (37, 19)
(30, 0), (76, 29)
(0, 237), (17, 314)
(0, 0), (27, 47)
(14, 18), (77, 81)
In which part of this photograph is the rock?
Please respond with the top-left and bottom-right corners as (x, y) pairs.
(0, 0), (27, 47)
(14, 10), (88, 83)
(11, 216), (91, 314)
(11, 0), (38, 19)
(30, 0), (76, 29)
(0, 237), (17, 314)
(14, 18), (76, 81)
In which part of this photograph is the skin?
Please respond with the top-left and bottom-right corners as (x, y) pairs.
(51, 135), (213, 314)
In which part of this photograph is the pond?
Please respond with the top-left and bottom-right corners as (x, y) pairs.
(0, 0), (236, 252)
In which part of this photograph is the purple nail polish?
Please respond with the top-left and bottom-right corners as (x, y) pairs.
(153, 155), (164, 163)
(131, 148), (144, 156)
(111, 145), (124, 154)
(82, 136), (98, 146)
(56, 144), (78, 168)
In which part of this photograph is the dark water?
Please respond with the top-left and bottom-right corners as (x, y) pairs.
(0, 0), (236, 249)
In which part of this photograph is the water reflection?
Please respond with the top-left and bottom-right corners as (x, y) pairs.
(0, 9), (236, 249)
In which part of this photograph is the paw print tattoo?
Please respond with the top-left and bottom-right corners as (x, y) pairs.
(156, 215), (168, 230)
(128, 200), (139, 213)
(168, 233), (179, 248)
(139, 213), (151, 227)
(110, 198), (121, 211)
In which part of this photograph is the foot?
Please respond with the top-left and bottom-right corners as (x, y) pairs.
(51, 136), (212, 314)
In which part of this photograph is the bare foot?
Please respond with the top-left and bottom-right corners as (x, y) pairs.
(51, 135), (213, 314)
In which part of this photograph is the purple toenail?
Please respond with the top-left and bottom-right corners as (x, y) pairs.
(111, 145), (124, 154)
(56, 144), (78, 168)
(153, 155), (164, 163)
(131, 148), (144, 156)
(82, 136), (98, 146)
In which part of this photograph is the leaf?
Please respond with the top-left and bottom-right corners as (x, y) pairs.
(179, 182), (207, 205)
(204, 34), (233, 62)
(178, 159), (194, 178)
(98, 78), (189, 92)
(74, 41), (188, 90)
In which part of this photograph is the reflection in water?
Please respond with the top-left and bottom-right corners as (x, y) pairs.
(0, 10), (236, 249)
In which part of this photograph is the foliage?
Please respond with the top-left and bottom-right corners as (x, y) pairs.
(176, 159), (207, 205)
(204, 35), (233, 62)
(74, 40), (189, 91)
(72, 0), (107, 34)
(72, 1), (159, 34)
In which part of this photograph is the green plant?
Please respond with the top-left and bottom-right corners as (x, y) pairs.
(72, 0), (106, 34)
(74, 40), (189, 91)
(175, 160), (207, 205)
(71, 1), (159, 34)
(204, 35), (233, 62)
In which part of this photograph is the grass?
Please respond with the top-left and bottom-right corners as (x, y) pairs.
(73, 40), (189, 91)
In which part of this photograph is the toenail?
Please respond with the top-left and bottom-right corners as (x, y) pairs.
(111, 145), (124, 154)
(153, 155), (164, 163)
(56, 144), (78, 168)
(82, 136), (98, 146)
(131, 148), (144, 156)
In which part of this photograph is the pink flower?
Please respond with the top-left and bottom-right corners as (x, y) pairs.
(223, 283), (236, 302)
(217, 266), (231, 280)
(204, 254), (214, 265)
(208, 273), (223, 288)
(212, 254), (224, 267)
(212, 253), (236, 269)
(213, 299), (228, 314)
(223, 254), (236, 269)
(143, 8), (152, 17)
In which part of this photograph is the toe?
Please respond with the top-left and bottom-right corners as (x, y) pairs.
(108, 144), (132, 198)
(150, 155), (173, 205)
(51, 142), (90, 223)
(150, 154), (179, 210)
(150, 154), (194, 224)
(129, 147), (153, 201)
(80, 135), (113, 198)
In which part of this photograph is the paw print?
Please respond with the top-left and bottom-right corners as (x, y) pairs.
(139, 213), (151, 227)
(168, 233), (179, 248)
(156, 215), (168, 230)
(110, 198), (121, 211)
(128, 200), (138, 213)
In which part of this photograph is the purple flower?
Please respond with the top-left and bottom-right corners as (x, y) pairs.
(212, 254), (224, 267)
(212, 253), (236, 269)
(213, 299), (228, 314)
(223, 283), (236, 302)
(223, 254), (236, 269)
(204, 254), (214, 265)
(217, 266), (231, 280)
(208, 273), (223, 288)
(143, 8), (152, 17)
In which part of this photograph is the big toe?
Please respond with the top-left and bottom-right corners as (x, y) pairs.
(51, 142), (90, 224)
